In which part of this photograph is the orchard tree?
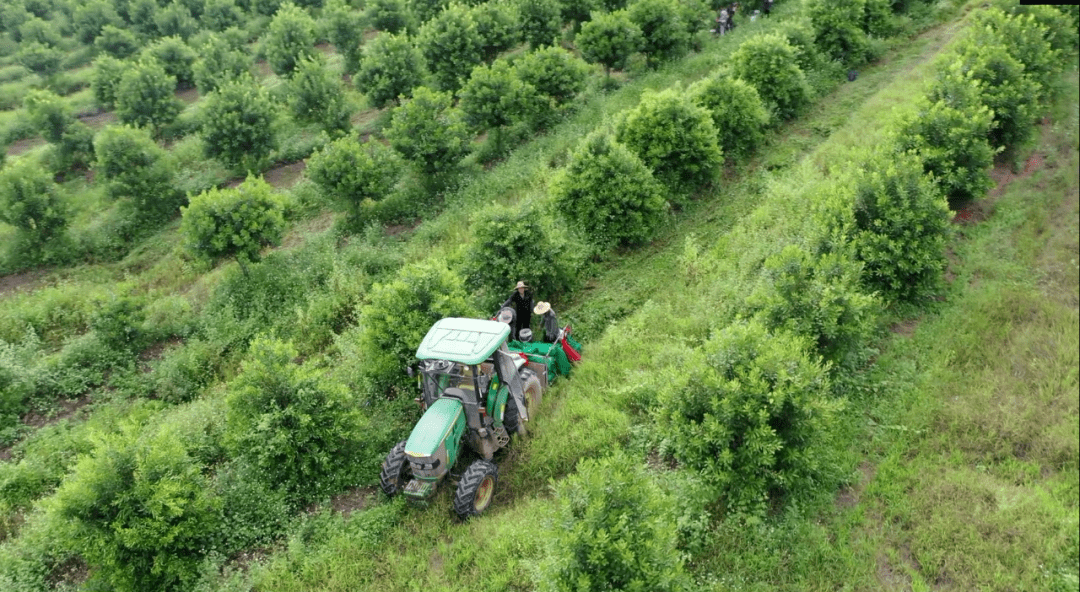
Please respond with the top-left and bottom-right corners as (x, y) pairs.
(805, 0), (870, 64)
(200, 76), (279, 170)
(459, 60), (539, 153)
(202, 0), (244, 31)
(576, 9), (643, 77)
(143, 36), (198, 90)
(515, 46), (589, 111)
(288, 55), (351, 135)
(627, 0), (689, 66)
(17, 16), (60, 46)
(0, 161), (68, 261)
(417, 2), (484, 91)
(559, 0), (599, 31)
(93, 24), (140, 59)
(23, 89), (73, 144)
(366, 0), (413, 33)
(72, 0), (122, 44)
(16, 41), (63, 79)
(321, 0), (365, 73)
(127, 0), (161, 37)
(517, 0), (562, 48)
(355, 31), (425, 109)
(730, 32), (813, 121)
(410, 0), (449, 24)
(471, 0), (519, 62)
(192, 33), (252, 94)
(307, 136), (402, 224)
(615, 87), (722, 200)
(181, 175), (286, 274)
(689, 74), (769, 159)
(93, 125), (181, 222)
(154, 0), (199, 39)
(263, 2), (317, 77)
(115, 59), (183, 132)
(552, 130), (666, 249)
(385, 85), (471, 178)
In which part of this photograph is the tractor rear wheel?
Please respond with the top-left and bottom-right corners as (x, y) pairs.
(453, 459), (498, 519)
(379, 440), (411, 496)
(504, 370), (542, 436)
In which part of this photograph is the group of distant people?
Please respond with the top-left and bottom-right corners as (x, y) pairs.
(713, 0), (772, 36)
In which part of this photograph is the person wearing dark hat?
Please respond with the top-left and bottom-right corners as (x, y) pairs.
(534, 301), (560, 344)
(501, 281), (533, 341)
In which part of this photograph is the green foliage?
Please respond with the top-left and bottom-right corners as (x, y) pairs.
(321, 0), (365, 73)
(971, 9), (1058, 102)
(627, 0), (689, 66)
(0, 160), (68, 262)
(23, 88), (71, 144)
(460, 59), (539, 151)
(15, 41), (63, 78)
(263, 1), (317, 77)
(93, 23), (140, 59)
(553, 129), (666, 248)
(202, 0), (245, 31)
(894, 79), (995, 203)
(655, 320), (838, 515)
(144, 36), (198, 90)
(367, 0), (413, 33)
(615, 86), (722, 199)
(46, 427), (220, 592)
(91, 54), (127, 109)
(357, 260), (478, 392)
(180, 175), (286, 270)
(212, 460), (292, 553)
(192, 32), (252, 94)
(155, 0), (199, 39)
(826, 151), (951, 304)
(730, 32), (813, 121)
(115, 59), (184, 131)
(515, 45), (589, 115)
(517, 0), (562, 48)
(16, 16), (60, 46)
(200, 76), (279, 170)
(355, 30), (425, 109)
(410, 0), (450, 25)
(537, 452), (688, 592)
(73, 0), (122, 44)
(418, 2), (483, 91)
(805, 0), (870, 65)
(93, 124), (182, 222)
(385, 85), (471, 177)
(465, 201), (585, 310)
(307, 136), (402, 223)
(92, 295), (148, 353)
(225, 335), (364, 504)
(576, 9), (643, 75)
(471, 0), (519, 62)
(689, 74), (769, 160)
(288, 55), (351, 135)
(746, 245), (878, 369)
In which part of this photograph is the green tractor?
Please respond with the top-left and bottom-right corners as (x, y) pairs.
(379, 317), (571, 519)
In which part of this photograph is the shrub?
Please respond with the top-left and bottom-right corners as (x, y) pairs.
(307, 136), (402, 224)
(91, 55), (127, 109)
(515, 46), (589, 114)
(72, 0), (122, 44)
(200, 76), (278, 170)
(203, 0), (245, 30)
(971, 9), (1058, 101)
(615, 86), (722, 200)
(689, 74), (769, 160)
(418, 2), (484, 91)
(23, 89), (72, 144)
(517, 0), (562, 48)
(115, 59), (183, 132)
(15, 41), (63, 78)
(263, 1), (317, 77)
(180, 175), (287, 274)
(627, 0), (689, 66)
(192, 32), (252, 94)
(655, 320), (838, 515)
(805, 0), (870, 65)
(385, 85), (471, 177)
(93, 24), (140, 59)
(322, 0), (365, 73)
(465, 201), (585, 311)
(730, 33), (813, 122)
(367, 0), (413, 33)
(0, 160), (68, 263)
(745, 245), (878, 369)
(212, 461), (292, 553)
(91, 295), (148, 354)
(225, 336), (363, 504)
(357, 260), (478, 392)
(46, 428), (220, 592)
(553, 130), (666, 249)
(472, 0), (519, 62)
(16, 16), (60, 46)
(410, 0), (449, 24)
(576, 9), (643, 76)
(288, 55), (351, 135)
(154, 0), (199, 39)
(355, 31), (425, 109)
(143, 36), (198, 90)
(459, 59), (540, 152)
(537, 453), (688, 592)
(894, 80), (995, 203)
(93, 124), (181, 222)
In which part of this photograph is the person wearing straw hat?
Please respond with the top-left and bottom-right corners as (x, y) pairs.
(501, 281), (533, 341)
(534, 301), (560, 343)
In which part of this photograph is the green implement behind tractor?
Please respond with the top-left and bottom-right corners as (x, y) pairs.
(380, 317), (577, 519)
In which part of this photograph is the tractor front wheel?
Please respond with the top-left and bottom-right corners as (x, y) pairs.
(379, 440), (411, 497)
(453, 460), (498, 519)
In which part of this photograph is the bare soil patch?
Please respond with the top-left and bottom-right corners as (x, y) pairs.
(328, 486), (377, 517)
(78, 110), (118, 129)
(5, 136), (45, 157)
(263, 160), (306, 189)
(46, 556), (90, 590)
(176, 87), (200, 104)
(954, 151), (1047, 225)
(21, 396), (92, 430)
(890, 319), (919, 337)
(0, 269), (49, 296)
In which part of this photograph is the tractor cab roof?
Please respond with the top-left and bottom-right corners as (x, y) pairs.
(415, 318), (511, 365)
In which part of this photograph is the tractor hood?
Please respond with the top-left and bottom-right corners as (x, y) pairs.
(405, 397), (464, 458)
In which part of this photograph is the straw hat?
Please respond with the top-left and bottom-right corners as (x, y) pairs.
(534, 301), (551, 315)
(515, 280), (527, 290)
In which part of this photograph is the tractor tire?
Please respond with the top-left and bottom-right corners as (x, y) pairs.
(453, 459), (499, 519)
(504, 370), (542, 436)
(379, 440), (411, 497)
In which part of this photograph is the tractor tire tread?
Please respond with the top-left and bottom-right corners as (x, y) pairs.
(453, 460), (498, 519)
(379, 440), (410, 497)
